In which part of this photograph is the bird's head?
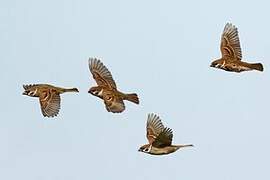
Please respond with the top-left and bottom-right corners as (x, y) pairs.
(88, 86), (103, 98)
(210, 59), (223, 68)
(211, 59), (240, 72)
(138, 144), (151, 154)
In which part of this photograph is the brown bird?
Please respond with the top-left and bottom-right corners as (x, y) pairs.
(138, 113), (193, 155)
(88, 58), (139, 113)
(210, 23), (263, 72)
(22, 84), (79, 117)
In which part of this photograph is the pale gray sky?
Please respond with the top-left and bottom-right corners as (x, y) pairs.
(1, 0), (270, 179)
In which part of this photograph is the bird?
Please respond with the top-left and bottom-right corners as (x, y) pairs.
(88, 58), (139, 113)
(210, 23), (263, 73)
(22, 84), (79, 117)
(138, 113), (193, 155)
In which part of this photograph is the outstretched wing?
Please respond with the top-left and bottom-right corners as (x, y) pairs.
(220, 23), (242, 61)
(152, 127), (173, 148)
(146, 113), (165, 144)
(89, 58), (117, 90)
(39, 89), (61, 117)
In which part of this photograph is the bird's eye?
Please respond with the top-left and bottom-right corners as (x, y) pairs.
(91, 90), (97, 95)
(144, 148), (148, 152)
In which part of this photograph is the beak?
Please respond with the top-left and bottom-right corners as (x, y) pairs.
(210, 63), (214, 67)
(22, 92), (27, 95)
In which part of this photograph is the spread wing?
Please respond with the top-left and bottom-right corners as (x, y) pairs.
(39, 89), (61, 117)
(220, 23), (242, 61)
(152, 127), (173, 148)
(103, 93), (125, 113)
(146, 113), (165, 144)
(89, 58), (117, 90)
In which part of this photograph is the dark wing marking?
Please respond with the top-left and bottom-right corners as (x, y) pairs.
(152, 127), (173, 148)
(23, 84), (41, 90)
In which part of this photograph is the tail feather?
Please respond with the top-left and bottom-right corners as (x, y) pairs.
(124, 93), (139, 104)
(64, 88), (79, 93)
(176, 144), (194, 148)
(249, 63), (263, 71)
(184, 144), (194, 147)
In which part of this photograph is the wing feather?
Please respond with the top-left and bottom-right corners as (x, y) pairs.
(152, 127), (173, 148)
(103, 93), (125, 113)
(23, 84), (41, 90)
(146, 113), (165, 144)
(89, 58), (117, 89)
(220, 23), (242, 60)
(39, 89), (61, 117)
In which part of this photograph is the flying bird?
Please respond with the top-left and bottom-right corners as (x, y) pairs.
(138, 113), (193, 155)
(210, 23), (263, 72)
(22, 84), (79, 117)
(88, 58), (139, 113)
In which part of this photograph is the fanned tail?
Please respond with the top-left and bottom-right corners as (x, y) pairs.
(249, 63), (263, 71)
(124, 93), (139, 104)
(64, 88), (79, 93)
(176, 144), (194, 148)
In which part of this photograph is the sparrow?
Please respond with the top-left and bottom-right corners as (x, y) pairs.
(88, 58), (139, 113)
(22, 84), (79, 117)
(210, 23), (263, 73)
(138, 113), (193, 155)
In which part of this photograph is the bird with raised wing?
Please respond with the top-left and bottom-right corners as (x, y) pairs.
(23, 84), (79, 117)
(210, 23), (263, 72)
(138, 113), (193, 155)
(88, 58), (139, 113)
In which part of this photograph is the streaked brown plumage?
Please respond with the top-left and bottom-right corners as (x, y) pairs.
(138, 113), (193, 155)
(88, 58), (139, 113)
(210, 23), (263, 73)
(22, 84), (79, 117)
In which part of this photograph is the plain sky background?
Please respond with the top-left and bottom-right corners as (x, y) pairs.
(1, 0), (270, 179)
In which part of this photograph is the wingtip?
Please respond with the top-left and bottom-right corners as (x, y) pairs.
(89, 57), (101, 63)
(88, 57), (94, 63)
(42, 112), (59, 118)
(224, 22), (237, 32)
(23, 84), (28, 90)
